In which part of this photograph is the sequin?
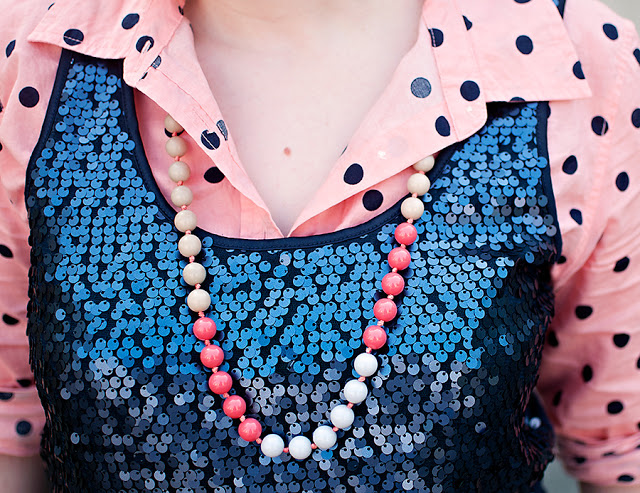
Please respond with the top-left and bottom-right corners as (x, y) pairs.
(26, 51), (557, 492)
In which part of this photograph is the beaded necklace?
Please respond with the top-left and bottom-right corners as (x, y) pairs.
(163, 114), (434, 460)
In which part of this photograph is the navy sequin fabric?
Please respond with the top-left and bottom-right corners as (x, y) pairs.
(26, 51), (559, 492)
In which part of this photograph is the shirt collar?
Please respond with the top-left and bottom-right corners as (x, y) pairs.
(27, 0), (592, 235)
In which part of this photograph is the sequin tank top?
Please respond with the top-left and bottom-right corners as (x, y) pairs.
(25, 46), (561, 492)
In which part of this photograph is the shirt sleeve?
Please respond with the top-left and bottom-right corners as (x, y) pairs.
(0, 0), (57, 456)
(538, 5), (640, 486)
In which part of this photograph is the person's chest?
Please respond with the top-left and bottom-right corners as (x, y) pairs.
(190, 2), (424, 235)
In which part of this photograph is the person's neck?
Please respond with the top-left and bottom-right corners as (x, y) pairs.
(184, 0), (384, 53)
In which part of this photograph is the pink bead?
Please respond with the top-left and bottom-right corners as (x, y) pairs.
(373, 298), (397, 322)
(363, 325), (388, 350)
(388, 247), (411, 270)
(200, 344), (224, 368)
(208, 371), (232, 394)
(394, 222), (417, 245)
(382, 273), (405, 296)
(238, 418), (262, 442)
(193, 317), (217, 340)
(223, 395), (247, 419)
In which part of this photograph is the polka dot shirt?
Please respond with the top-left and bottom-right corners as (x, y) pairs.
(0, 0), (639, 486)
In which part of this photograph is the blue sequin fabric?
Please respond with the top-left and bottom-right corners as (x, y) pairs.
(25, 51), (559, 492)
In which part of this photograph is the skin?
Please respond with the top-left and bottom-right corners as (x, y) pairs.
(2, 2), (638, 492)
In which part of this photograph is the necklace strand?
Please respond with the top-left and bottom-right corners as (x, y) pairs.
(163, 114), (434, 459)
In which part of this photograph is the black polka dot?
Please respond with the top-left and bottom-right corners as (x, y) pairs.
(460, 80), (480, 101)
(5, 40), (15, 58)
(516, 35), (533, 55)
(343, 164), (363, 185)
(17, 379), (31, 388)
(607, 401), (624, 414)
(575, 305), (593, 319)
(121, 13), (140, 29)
(0, 392), (13, 401)
(18, 87), (39, 108)
(411, 77), (432, 98)
(557, 255), (567, 265)
(362, 190), (383, 211)
(63, 28), (84, 46)
(574, 456), (587, 464)
(428, 28), (444, 48)
(463, 16), (473, 30)
(201, 130), (220, 150)
(136, 35), (154, 53)
(435, 116), (451, 137)
(510, 97), (525, 103)
(151, 56), (161, 69)
(637, 356), (640, 370)
(164, 128), (183, 138)
(562, 155), (578, 175)
(0, 244), (13, 258)
(618, 475), (635, 483)
(616, 172), (629, 191)
(582, 365), (593, 382)
(217, 120), (228, 141)
(514, 0), (531, 3)
(614, 257), (630, 272)
(635, 49), (640, 66)
(591, 116), (609, 136)
(16, 420), (31, 435)
(203, 167), (225, 184)
(603, 23), (619, 40)
(570, 209), (582, 225)
(2, 314), (18, 325)
(552, 390), (562, 406)
(572, 61), (585, 80)
(613, 333), (630, 347)
(632, 109), (640, 128)
(547, 330), (559, 347)
(178, 5), (184, 15)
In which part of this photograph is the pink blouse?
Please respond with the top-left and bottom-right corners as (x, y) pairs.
(1, 0), (640, 485)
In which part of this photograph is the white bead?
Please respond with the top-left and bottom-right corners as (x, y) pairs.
(178, 234), (201, 257)
(168, 161), (191, 182)
(413, 155), (435, 172)
(174, 210), (197, 232)
(171, 185), (193, 207)
(343, 380), (368, 404)
(260, 434), (285, 458)
(407, 173), (431, 196)
(330, 404), (354, 429)
(164, 114), (184, 134)
(166, 136), (188, 157)
(187, 289), (210, 312)
(288, 436), (312, 460)
(354, 353), (378, 377)
(401, 197), (424, 220)
(312, 426), (337, 450)
(183, 262), (206, 286)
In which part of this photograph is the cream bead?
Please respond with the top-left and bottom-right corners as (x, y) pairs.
(407, 173), (431, 196)
(164, 114), (184, 134)
(401, 197), (425, 220)
(171, 185), (193, 207)
(187, 289), (211, 312)
(178, 234), (201, 257)
(413, 155), (435, 172)
(312, 426), (337, 450)
(354, 353), (378, 377)
(183, 262), (206, 286)
(288, 436), (312, 460)
(330, 405), (354, 429)
(166, 136), (188, 157)
(343, 380), (368, 404)
(260, 434), (285, 458)
(168, 161), (191, 183)
(174, 210), (197, 232)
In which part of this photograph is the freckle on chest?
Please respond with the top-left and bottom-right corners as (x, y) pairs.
(283, 147), (291, 156)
